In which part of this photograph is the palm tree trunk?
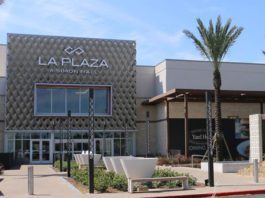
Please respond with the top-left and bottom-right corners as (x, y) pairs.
(213, 69), (223, 161)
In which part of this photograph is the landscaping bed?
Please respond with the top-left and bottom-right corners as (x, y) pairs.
(54, 160), (197, 193)
(157, 155), (202, 168)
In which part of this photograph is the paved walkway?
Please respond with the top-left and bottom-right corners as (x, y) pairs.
(1, 165), (265, 197)
(0, 165), (86, 198)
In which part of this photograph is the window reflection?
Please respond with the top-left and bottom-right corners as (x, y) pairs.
(67, 88), (79, 113)
(36, 88), (51, 113)
(95, 89), (109, 114)
(35, 86), (110, 116)
(52, 88), (65, 113)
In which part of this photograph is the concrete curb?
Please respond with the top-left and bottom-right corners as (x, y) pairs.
(144, 189), (265, 198)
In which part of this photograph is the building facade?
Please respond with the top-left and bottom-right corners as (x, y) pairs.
(1, 33), (265, 163)
(136, 60), (265, 159)
(3, 34), (136, 163)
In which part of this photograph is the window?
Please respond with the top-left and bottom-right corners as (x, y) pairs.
(52, 88), (65, 113)
(95, 89), (109, 114)
(35, 84), (111, 116)
(36, 88), (51, 113)
(67, 88), (79, 113)
(80, 89), (89, 113)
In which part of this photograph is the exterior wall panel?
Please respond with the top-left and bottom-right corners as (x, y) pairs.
(165, 59), (265, 92)
(136, 66), (155, 98)
(6, 34), (136, 131)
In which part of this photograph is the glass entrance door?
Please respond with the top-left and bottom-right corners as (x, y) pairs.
(30, 140), (52, 163)
(94, 138), (113, 156)
(31, 141), (40, 162)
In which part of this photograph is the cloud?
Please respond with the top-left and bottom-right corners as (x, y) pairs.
(0, 0), (12, 32)
(0, 0), (187, 64)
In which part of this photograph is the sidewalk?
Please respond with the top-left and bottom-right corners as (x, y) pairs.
(0, 165), (86, 198)
(1, 165), (265, 198)
(88, 166), (265, 198)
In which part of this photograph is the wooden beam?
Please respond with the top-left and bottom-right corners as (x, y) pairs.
(184, 94), (189, 158)
(166, 100), (169, 157)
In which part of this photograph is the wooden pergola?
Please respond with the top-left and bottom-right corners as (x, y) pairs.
(142, 88), (265, 157)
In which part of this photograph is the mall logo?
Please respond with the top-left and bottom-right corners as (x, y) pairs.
(64, 46), (84, 55)
(38, 46), (109, 68)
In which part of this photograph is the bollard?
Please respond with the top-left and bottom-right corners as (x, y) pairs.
(253, 159), (259, 183)
(28, 166), (34, 195)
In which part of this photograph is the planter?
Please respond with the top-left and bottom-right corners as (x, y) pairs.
(201, 161), (250, 173)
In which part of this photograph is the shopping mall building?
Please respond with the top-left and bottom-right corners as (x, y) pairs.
(0, 33), (265, 164)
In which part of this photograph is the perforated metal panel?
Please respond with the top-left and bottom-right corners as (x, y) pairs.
(6, 34), (136, 131)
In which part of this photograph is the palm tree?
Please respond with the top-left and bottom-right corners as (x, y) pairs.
(183, 16), (243, 161)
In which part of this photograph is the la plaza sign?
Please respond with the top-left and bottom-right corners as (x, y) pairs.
(37, 46), (109, 68)
(38, 57), (109, 68)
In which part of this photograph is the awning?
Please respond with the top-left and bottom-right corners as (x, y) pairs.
(142, 88), (265, 105)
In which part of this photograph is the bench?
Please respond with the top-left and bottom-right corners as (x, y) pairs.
(128, 176), (189, 193)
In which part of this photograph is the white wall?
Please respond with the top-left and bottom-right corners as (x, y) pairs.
(249, 114), (263, 162)
(0, 45), (6, 77)
(155, 121), (167, 155)
(136, 66), (155, 98)
(154, 61), (167, 95)
(164, 59), (265, 92)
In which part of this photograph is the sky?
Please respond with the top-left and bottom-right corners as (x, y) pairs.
(0, 0), (265, 65)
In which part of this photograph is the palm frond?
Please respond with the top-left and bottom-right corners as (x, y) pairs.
(183, 30), (210, 60)
(183, 16), (243, 71)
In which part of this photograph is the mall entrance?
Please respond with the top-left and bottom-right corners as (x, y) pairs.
(30, 139), (52, 164)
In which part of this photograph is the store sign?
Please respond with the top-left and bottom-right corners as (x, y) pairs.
(37, 47), (109, 68)
(189, 129), (207, 151)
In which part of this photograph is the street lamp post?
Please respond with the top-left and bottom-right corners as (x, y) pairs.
(88, 90), (95, 193)
(145, 111), (150, 157)
(205, 91), (214, 187)
(51, 120), (56, 167)
(103, 120), (107, 156)
(125, 119), (128, 155)
(59, 118), (63, 172)
(67, 110), (72, 177)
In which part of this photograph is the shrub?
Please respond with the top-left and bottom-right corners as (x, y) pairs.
(94, 176), (109, 192)
(71, 166), (129, 192)
(151, 168), (197, 188)
(111, 174), (128, 191)
(54, 160), (78, 172)
(94, 169), (114, 192)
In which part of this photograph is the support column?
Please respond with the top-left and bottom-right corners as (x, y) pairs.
(184, 94), (189, 158)
(260, 102), (263, 114)
(166, 100), (169, 157)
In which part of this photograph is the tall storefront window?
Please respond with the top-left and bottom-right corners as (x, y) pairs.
(35, 84), (111, 116)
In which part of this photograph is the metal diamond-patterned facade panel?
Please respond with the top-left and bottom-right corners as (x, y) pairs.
(6, 34), (136, 131)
